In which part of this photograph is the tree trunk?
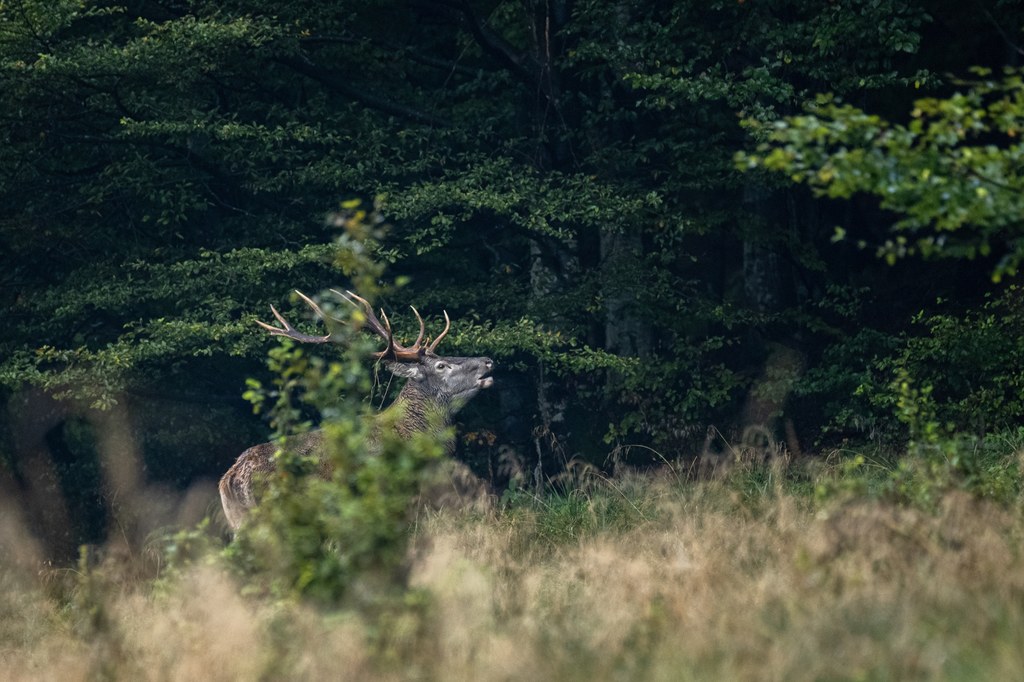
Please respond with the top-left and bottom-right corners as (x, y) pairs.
(601, 227), (652, 357)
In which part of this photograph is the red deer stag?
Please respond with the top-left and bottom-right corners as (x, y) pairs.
(219, 290), (494, 531)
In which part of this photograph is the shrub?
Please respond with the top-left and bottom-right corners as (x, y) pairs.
(224, 206), (448, 603)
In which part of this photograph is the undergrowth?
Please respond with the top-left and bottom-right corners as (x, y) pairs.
(5, 441), (1024, 681)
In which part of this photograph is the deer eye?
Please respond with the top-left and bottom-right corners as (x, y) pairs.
(435, 361), (449, 370)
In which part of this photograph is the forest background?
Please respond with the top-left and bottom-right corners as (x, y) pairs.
(2, 0), (1024, 563)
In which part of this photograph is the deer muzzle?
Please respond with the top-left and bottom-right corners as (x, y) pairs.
(477, 358), (495, 389)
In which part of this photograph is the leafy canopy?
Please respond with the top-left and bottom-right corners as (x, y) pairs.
(738, 68), (1024, 281)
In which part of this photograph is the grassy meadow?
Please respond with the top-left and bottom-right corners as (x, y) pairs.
(3, 453), (1024, 681)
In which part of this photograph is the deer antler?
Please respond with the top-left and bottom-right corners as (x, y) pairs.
(255, 290), (334, 343)
(427, 310), (450, 354)
(331, 289), (427, 361)
(256, 289), (449, 361)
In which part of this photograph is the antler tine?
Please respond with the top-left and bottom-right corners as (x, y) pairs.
(379, 308), (396, 357)
(376, 306), (428, 360)
(254, 304), (290, 333)
(323, 286), (444, 360)
(328, 288), (427, 360)
(294, 289), (327, 319)
(409, 306), (426, 348)
(427, 310), (451, 354)
(330, 288), (390, 339)
(331, 287), (368, 311)
(257, 289), (442, 358)
(254, 293), (333, 343)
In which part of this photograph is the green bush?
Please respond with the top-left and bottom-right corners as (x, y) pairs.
(227, 374), (446, 603)
(223, 207), (449, 603)
(885, 288), (1024, 437)
(799, 286), (1024, 451)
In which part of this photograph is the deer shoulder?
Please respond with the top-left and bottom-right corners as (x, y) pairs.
(219, 290), (494, 531)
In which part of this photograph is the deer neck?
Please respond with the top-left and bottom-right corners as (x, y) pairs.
(388, 382), (453, 440)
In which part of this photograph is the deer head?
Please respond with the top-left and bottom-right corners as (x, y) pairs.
(255, 289), (494, 412)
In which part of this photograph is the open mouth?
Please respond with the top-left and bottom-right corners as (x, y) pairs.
(477, 372), (494, 389)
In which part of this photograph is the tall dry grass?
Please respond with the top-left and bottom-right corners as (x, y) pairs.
(3, 471), (1024, 681)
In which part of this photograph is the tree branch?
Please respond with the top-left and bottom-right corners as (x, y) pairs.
(276, 55), (448, 127)
(414, 0), (540, 86)
(979, 4), (1024, 57)
(300, 33), (480, 77)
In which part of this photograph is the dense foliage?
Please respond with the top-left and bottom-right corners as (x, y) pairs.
(2, 0), (1024, 557)
(738, 69), (1024, 279)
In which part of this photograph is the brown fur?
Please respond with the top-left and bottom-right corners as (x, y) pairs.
(219, 354), (494, 530)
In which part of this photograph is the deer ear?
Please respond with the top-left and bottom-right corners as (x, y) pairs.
(386, 361), (424, 380)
